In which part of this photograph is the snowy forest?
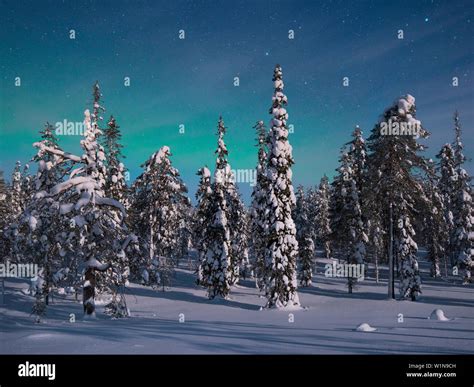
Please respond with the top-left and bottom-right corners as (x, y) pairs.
(0, 64), (472, 328)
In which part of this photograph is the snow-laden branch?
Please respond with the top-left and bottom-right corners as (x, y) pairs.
(95, 196), (126, 215)
(50, 176), (95, 196)
(85, 257), (111, 272)
(70, 167), (85, 179)
(33, 142), (82, 163)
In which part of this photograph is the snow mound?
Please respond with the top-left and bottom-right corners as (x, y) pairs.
(356, 323), (377, 332)
(429, 309), (450, 321)
(273, 305), (303, 311)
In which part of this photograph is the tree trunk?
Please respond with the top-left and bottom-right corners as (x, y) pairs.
(83, 268), (96, 315)
(375, 253), (380, 283)
(83, 264), (111, 316)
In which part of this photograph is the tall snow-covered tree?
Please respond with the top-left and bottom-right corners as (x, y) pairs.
(350, 124), (384, 281)
(452, 174), (473, 284)
(329, 150), (347, 256)
(423, 174), (449, 278)
(34, 107), (133, 318)
(228, 190), (251, 281)
(10, 161), (22, 218)
(176, 199), (193, 266)
(200, 117), (234, 299)
(305, 186), (319, 250)
(0, 171), (7, 220)
(199, 117), (247, 286)
(330, 151), (368, 293)
(213, 118), (248, 284)
(436, 143), (456, 265)
(3, 161), (34, 262)
(347, 125), (367, 194)
(453, 111), (466, 167)
(449, 112), (473, 283)
(86, 82), (134, 314)
(18, 122), (71, 319)
(366, 210), (384, 283)
(346, 126), (371, 272)
(316, 175), (332, 259)
(250, 120), (270, 290)
(263, 65), (300, 308)
(131, 146), (189, 290)
(0, 170), (10, 259)
(366, 94), (430, 300)
(102, 115), (129, 208)
(294, 186), (315, 287)
(194, 166), (213, 285)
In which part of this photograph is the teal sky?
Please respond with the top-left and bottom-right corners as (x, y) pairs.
(0, 0), (473, 202)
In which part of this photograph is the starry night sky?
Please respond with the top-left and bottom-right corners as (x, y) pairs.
(0, 0), (473, 202)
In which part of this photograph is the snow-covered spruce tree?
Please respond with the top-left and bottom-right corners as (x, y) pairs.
(329, 150), (347, 257)
(90, 82), (134, 315)
(194, 166), (213, 285)
(10, 161), (30, 219)
(366, 210), (384, 283)
(0, 170), (7, 222)
(33, 122), (68, 179)
(449, 112), (473, 283)
(226, 169), (251, 281)
(452, 175), (473, 284)
(346, 126), (371, 272)
(352, 124), (383, 282)
(249, 120), (270, 290)
(130, 146), (189, 290)
(0, 170), (10, 259)
(305, 186), (319, 251)
(9, 161), (24, 219)
(263, 65), (300, 308)
(436, 143), (456, 265)
(423, 174), (449, 278)
(294, 186), (315, 287)
(203, 117), (246, 285)
(82, 107), (132, 317)
(176, 199), (193, 267)
(366, 94), (430, 300)
(346, 125), (367, 194)
(33, 107), (133, 318)
(10, 161), (22, 218)
(316, 175), (332, 259)
(215, 118), (248, 284)
(397, 203), (422, 300)
(200, 117), (234, 298)
(330, 151), (368, 293)
(102, 115), (129, 208)
(228, 191), (251, 281)
(4, 161), (34, 262)
(18, 122), (71, 319)
(453, 111), (466, 168)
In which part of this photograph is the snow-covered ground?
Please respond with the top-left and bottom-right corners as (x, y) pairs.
(1, 254), (473, 354)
